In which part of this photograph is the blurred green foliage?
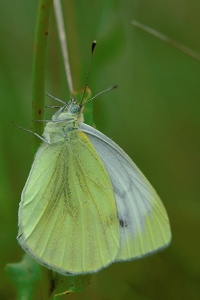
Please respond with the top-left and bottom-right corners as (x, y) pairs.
(1, 0), (200, 299)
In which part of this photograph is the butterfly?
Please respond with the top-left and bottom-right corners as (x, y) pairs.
(17, 87), (171, 275)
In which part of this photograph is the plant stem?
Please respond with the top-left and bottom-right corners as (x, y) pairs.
(132, 19), (200, 62)
(54, 0), (74, 95)
(31, 0), (53, 298)
(32, 0), (53, 151)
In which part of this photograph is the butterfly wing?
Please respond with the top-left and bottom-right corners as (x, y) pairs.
(79, 123), (171, 261)
(18, 130), (120, 274)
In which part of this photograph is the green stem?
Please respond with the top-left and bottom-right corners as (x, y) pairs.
(132, 19), (200, 62)
(31, 0), (53, 298)
(32, 0), (53, 151)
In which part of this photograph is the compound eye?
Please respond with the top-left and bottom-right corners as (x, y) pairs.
(70, 105), (80, 114)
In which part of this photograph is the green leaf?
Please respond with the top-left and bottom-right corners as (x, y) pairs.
(5, 254), (49, 300)
(50, 273), (92, 298)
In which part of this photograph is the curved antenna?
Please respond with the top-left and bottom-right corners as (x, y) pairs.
(81, 85), (117, 107)
(80, 41), (97, 106)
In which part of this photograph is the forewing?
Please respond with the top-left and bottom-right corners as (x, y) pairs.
(18, 130), (120, 274)
(79, 123), (171, 261)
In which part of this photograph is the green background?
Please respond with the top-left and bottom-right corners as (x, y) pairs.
(1, 0), (200, 299)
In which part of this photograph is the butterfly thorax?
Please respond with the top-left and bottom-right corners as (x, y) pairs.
(43, 98), (84, 144)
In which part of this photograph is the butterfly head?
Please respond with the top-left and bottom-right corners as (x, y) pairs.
(52, 97), (84, 124)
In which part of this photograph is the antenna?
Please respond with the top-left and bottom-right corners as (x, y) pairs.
(80, 40), (97, 106)
(45, 92), (66, 105)
(81, 85), (117, 107)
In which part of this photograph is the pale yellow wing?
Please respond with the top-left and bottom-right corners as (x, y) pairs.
(18, 130), (120, 275)
(80, 123), (171, 261)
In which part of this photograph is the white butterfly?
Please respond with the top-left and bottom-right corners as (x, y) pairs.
(17, 95), (171, 275)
